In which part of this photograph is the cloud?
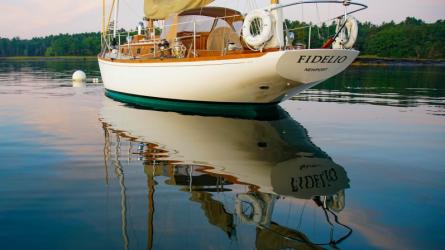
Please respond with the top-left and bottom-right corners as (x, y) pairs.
(1, 0), (444, 38)
(0, 0), (101, 38)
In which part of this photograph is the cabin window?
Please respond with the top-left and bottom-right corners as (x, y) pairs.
(162, 15), (214, 39)
(179, 16), (214, 32)
(137, 48), (141, 54)
(232, 21), (243, 35)
(214, 19), (231, 29)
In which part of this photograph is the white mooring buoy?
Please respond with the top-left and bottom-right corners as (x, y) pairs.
(72, 70), (86, 82)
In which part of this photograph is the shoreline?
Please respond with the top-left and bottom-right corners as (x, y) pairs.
(1, 55), (444, 66)
(0, 56), (97, 61)
(352, 56), (445, 66)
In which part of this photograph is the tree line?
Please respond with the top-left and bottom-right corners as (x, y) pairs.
(286, 17), (445, 59)
(0, 32), (101, 57)
(0, 17), (444, 59)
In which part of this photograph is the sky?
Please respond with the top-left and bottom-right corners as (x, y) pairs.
(0, 0), (444, 39)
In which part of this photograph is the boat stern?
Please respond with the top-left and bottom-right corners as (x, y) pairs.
(276, 49), (359, 84)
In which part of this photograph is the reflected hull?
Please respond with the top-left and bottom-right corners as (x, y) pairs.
(100, 99), (349, 198)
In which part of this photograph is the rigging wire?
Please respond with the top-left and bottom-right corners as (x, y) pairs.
(285, 199), (292, 227)
(326, 208), (353, 245)
(254, 201), (352, 248)
(121, 0), (140, 18)
(297, 200), (307, 229)
(300, 0), (305, 22)
(315, 3), (325, 40)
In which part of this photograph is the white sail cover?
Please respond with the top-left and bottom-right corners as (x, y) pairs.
(144, 0), (214, 19)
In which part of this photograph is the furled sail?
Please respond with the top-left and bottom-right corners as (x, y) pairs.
(144, 0), (214, 19)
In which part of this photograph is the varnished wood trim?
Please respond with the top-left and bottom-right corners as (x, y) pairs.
(98, 49), (279, 64)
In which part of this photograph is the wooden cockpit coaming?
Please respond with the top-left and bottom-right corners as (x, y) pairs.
(98, 49), (277, 64)
(110, 23), (271, 62)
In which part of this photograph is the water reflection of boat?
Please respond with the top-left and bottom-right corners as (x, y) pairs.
(100, 99), (351, 249)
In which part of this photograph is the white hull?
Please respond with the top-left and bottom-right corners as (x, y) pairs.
(99, 49), (359, 104)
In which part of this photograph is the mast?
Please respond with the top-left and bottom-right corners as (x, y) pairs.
(102, 0), (116, 49)
(146, 164), (155, 250)
(113, 0), (120, 38)
(102, 0), (105, 48)
(266, 0), (284, 49)
(103, 123), (110, 185)
(114, 134), (129, 250)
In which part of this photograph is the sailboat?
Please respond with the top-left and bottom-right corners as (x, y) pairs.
(98, 0), (367, 113)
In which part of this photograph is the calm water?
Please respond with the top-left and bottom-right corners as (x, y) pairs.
(0, 60), (444, 250)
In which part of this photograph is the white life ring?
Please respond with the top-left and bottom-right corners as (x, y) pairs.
(242, 9), (273, 49)
(332, 16), (358, 49)
(235, 193), (263, 224)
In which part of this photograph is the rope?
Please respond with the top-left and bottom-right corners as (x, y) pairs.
(102, 0), (116, 51)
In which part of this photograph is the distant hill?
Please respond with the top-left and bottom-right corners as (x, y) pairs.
(1, 17), (444, 59)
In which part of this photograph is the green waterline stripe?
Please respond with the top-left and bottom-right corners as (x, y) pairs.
(105, 89), (284, 120)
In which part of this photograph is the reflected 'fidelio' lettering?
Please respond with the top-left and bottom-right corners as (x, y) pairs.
(291, 168), (339, 192)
